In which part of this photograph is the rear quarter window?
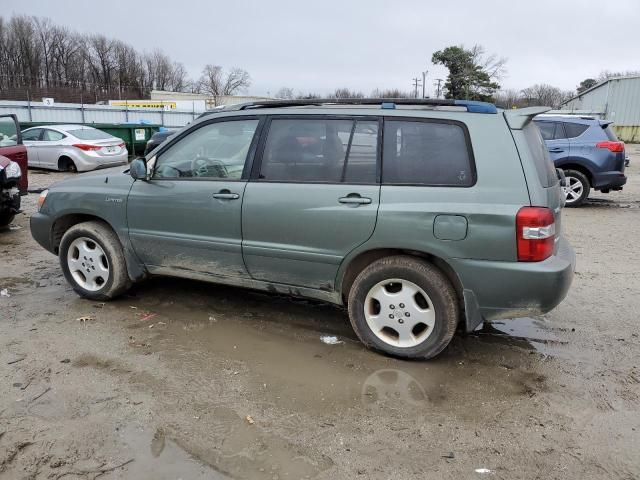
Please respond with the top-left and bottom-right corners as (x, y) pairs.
(382, 119), (474, 186)
(523, 122), (557, 188)
(563, 122), (589, 138)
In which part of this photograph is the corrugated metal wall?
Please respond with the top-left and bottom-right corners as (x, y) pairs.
(561, 76), (640, 142)
(0, 100), (198, 128)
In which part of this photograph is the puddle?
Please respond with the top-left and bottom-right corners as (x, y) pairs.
(473, 317), (568, 355)
(119, 424), (228, 479)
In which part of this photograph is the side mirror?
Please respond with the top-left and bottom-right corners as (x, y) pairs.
(130, 158), (148, 181)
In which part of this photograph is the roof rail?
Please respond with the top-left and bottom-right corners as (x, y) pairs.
(226, 98), (497, 114)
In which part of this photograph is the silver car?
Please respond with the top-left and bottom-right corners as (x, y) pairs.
(21, 125), (128, 172)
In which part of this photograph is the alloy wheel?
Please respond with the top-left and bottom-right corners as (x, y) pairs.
(364, 279), (436, 348)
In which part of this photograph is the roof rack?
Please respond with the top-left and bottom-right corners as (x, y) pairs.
(225, 98), (497, 114)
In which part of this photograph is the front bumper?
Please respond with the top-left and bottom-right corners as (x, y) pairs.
(451, 237), (576, 332)
(30, 212), (55, 253)
(592, 171), (627, 190)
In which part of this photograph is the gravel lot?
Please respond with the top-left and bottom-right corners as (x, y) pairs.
(1, 146), (639, 479)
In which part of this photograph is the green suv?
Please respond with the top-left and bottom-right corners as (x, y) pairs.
(30, 99), (575, 359)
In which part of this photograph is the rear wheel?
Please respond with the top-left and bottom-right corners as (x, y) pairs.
(347, 256), (459, 359)
(562, 169), (590, 207)
(59, 221), (131, 300)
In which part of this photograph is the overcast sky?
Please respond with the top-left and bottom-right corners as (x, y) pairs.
(2, 0), (639, 97)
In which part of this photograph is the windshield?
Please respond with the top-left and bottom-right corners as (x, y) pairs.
(68, 128), (113, 140)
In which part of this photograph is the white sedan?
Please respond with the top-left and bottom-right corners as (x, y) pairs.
(21, 125), (128, 172)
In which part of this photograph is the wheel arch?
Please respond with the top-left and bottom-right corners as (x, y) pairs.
(557, 162), (593, 186)
(51, 212), (147, 282)
(337, 248), (464, 314)
(57, 155), (76, 172)
(51, 213), (112, 254)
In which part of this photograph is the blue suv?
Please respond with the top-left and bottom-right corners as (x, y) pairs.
(534, 115), (627, 206)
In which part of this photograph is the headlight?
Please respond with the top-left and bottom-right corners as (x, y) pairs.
(37, 189), (48, 211)
(5, 161), (21, 179)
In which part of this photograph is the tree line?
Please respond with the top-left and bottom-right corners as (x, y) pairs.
(0, 15), (250, 102)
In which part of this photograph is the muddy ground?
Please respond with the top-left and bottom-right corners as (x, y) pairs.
(1, 147), (639, 480)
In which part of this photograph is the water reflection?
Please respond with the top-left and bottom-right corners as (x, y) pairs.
(361, 369), (429, 407)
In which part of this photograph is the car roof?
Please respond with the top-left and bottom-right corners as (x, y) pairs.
(23, 124), (99, 133)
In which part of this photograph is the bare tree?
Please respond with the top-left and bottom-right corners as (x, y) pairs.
(330, 88), (365, 99)
(520, 84), (573, 108)
(493, 88), (523, 109)
(0, 14), (253, 103)
(199, 65), (251, 101)
(370, 88), (412, 98)
(275, 87), (294, 99)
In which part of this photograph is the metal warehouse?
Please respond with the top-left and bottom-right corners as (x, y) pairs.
(562, 75), (640, 142)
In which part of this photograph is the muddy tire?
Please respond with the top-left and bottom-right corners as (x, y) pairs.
(59, 221), (131, 300)
(347, 256), (459, 360)
(562, 169), (590, 207)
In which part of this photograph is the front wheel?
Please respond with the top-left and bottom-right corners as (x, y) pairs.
(0, 212), (15, 228)
(59, 221), (132, 300)
(562, 169), (590, 207)
(347, 256), (459, 360)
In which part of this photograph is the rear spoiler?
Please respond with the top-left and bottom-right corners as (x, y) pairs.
(503, 106), (551, 130)
(599, 120), (614, 128)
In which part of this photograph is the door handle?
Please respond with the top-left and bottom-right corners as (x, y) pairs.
(549, 148), (564, 153)
(339, 195), (372, 205)
(213, 190), (239, 200)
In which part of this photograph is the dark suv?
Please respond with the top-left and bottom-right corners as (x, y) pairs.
(534, 115), (627, 206)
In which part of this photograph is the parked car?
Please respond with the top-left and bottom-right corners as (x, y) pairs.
(144, 129), (175, 156)
(21, 125), (128, 172)
(30, 99), (575, 360)
(0, 114), (28, 227)
(534, 115), (627, 207)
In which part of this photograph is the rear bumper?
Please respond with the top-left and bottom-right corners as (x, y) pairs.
(592, 171), (627, 190)
(451, 237), (576, 332)
(75, 152), (128, 172)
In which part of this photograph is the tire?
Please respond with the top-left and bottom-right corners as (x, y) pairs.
(0, 212), (15, 227)
(59, 221), (132, 300)
(58, 156), (77, 173)
(347, 255), (459, 360)
(562, 169), (590, 207)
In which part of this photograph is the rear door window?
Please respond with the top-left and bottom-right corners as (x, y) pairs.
(22, 129), (43, 141)
(553, 122), (567, 140)
(563, 122), (589, 139)
(42, 129), (65, 141)
(382, 120), (474, 186)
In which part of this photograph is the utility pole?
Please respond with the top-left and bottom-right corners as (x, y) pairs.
(412, 77), (422, 99)
(422, 70), (428, 98)
(434, 78), (443, 99)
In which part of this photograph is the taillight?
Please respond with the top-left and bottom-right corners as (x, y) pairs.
(118, 142), (125, 148)
(72, 143), (101, 151)
(596, 140), (625, 153)
(516, 207), (555, 262)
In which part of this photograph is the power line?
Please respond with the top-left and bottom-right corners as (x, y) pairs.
(434, 78), (444, 99)
(412, 77), (422, 99)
